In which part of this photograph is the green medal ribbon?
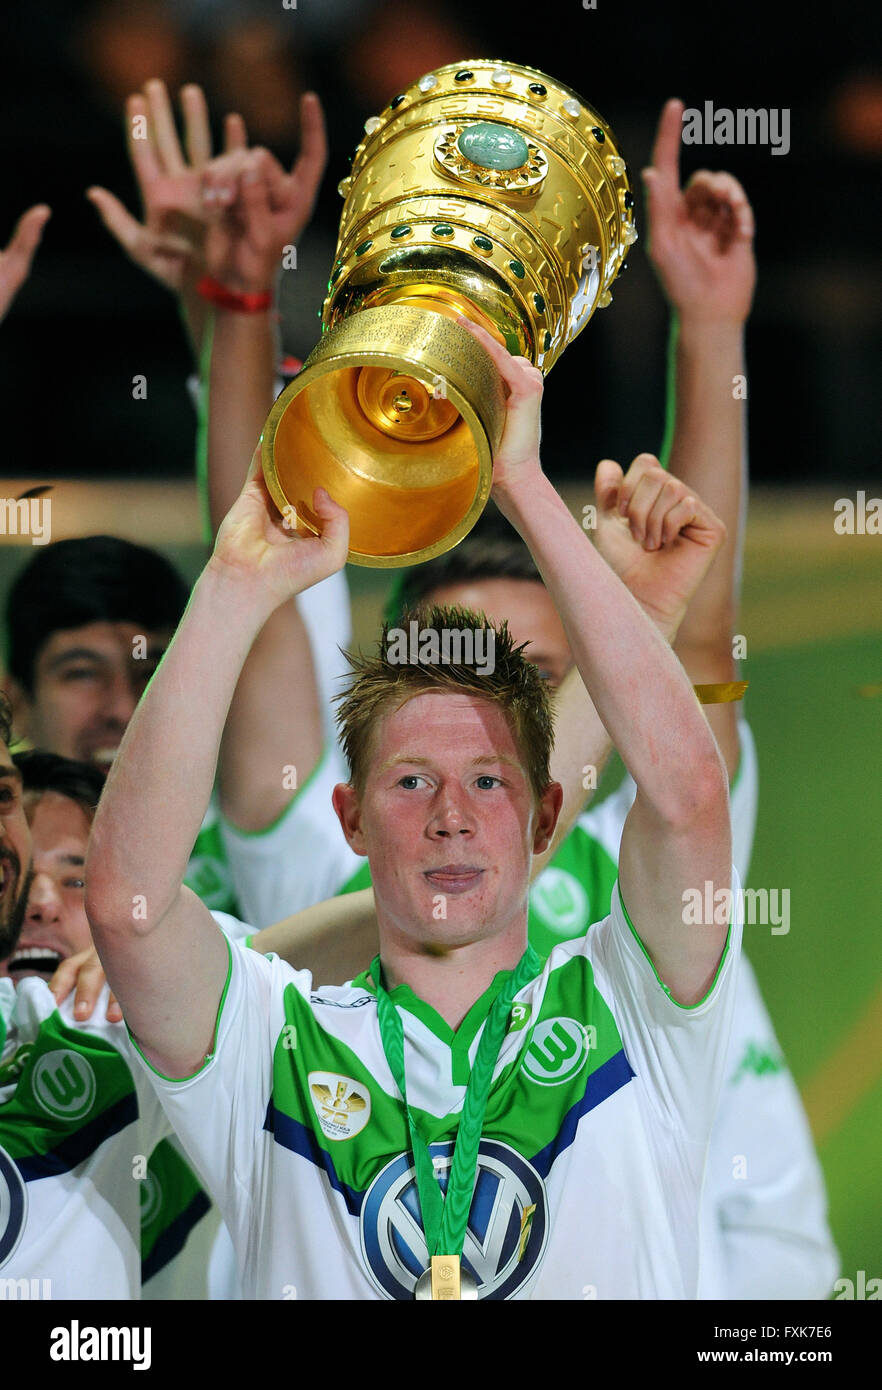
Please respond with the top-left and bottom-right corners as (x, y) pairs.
(372, 946), (540, 1261)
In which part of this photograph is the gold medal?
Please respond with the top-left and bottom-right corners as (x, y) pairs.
(414, 1256), (479, 1300)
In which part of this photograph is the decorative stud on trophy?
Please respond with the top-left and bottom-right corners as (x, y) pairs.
(261, 60), (636, 567)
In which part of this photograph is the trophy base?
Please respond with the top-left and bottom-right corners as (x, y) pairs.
(261, 304), (506, 568)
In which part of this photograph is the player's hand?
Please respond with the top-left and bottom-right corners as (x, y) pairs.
(594, 454), (726, 639)
(87, 80), (236, 296)
(49, 946), (123, 1024)
(200, 91), (327, 295)
(210, 448), (349, 606)
(0, 204), (51, 322)
(456, 316), (544, 495)
(642, 98), (756, 325)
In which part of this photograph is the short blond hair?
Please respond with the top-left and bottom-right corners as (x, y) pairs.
(335, 604), (554, 801)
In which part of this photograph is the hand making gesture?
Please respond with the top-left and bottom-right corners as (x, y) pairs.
(593, 453), (726, 640)
(643, 98), (756, 325)
(86, 80), (326, 348)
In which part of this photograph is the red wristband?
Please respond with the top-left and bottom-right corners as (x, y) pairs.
(195, 275), (273, 313)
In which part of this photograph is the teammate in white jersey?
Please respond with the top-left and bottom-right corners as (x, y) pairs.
(0, 742), (251, 1297)
(87, 325), (740, 1298)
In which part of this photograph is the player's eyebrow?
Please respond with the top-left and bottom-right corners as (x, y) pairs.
(43, 646), (108, 671)
(54, 853), (86, 867)
(0, 764), (22, 786)
(378, 752), (523, 774)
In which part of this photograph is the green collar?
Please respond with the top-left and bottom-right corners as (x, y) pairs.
(355, 961), (524, 1085)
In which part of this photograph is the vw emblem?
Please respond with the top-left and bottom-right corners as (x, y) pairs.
(361, 1139), (546, 1300)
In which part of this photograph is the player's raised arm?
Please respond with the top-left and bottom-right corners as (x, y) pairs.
(645, 97), (756, 777)
(460, 319), (731, 1004)
(194, 101), (333, 832)
(85, 459), (349, 1076)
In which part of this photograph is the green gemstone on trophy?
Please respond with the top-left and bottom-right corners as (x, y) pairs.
(432, 224), (454, 237)
(457, 122), (529, 171)
(355, 239), (373, 256)
(509, 259), (526, 279)
(391, 224), (412, 238)
(473, 235), (493, 252)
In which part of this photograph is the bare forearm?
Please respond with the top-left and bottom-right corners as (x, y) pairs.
(665, 317), (746, 647)
(207, 309), (277, 533)
(495, 473), (722, 816)
(89, 566), (277, 927)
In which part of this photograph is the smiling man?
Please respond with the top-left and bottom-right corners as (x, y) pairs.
(85, 330), (740, 1299)
(2, 752), (100, 982)
(0, 747), (248, 1298)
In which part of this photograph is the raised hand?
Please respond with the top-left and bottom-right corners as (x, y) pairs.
(210, 448), (349, 607)
(199, 92), (327, 295)
(87, 80), (239, 296)
(0, 204), (51, 322)
(642, 98), (756, 325)
(594, 453), (726, 638)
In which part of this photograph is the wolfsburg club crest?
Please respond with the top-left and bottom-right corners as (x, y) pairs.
(308, 1072), (371, 1141)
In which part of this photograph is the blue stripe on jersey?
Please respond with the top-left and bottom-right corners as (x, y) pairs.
(16, 1092), (139, 1182)
(263, 1097), (365, 1216)
(529, 1048), (635, 1178)
(142, 1188), (212, 1283)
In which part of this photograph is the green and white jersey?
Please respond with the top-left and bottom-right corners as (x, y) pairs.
(216, 721), (837, 1299)
(0, 975), (170, 1298)
(134, 878), (743, 1300)
(0, 912), (250, 1301)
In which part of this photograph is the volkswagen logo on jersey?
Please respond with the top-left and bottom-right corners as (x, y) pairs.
(31, 1049), (97, 1120)
(361, 1139), (547, 1300)
(522, 1018), (591, 1086)
(0, 1144), (27, 1269)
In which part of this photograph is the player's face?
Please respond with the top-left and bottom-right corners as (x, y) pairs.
(334, 692), (560, 955)
(4, 791), (91, 981)
(425, 579), (573, 687)
(15, 622), (170, 773)
(0, 741), (33, 966)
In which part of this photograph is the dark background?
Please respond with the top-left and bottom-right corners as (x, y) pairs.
(1, 0), (880, 486)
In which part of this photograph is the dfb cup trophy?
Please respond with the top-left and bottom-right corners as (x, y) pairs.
(261, 60), (636, 567)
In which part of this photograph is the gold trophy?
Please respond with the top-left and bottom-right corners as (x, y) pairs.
(262, 60), (636, 567)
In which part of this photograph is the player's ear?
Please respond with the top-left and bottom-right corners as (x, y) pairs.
(532, 780), (563, 856)
(332, 782), (367, 856)
(3, 673), (33, 744)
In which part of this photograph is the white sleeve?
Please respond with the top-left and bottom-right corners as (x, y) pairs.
(578, 718), (758, 886)
(700, 953), (839, 1299)
(127, 941), (310, 1259)
(219, 739), (363, 928)
(586, 870), (744, 1144)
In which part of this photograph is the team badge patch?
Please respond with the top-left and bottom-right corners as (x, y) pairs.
(31, 1050), (97, 1120)
(361, 1139), (547, 1300)
(522, 1018), (590, 1086)
(0, 1144), (27, 1269)
(308, 1073), (371, 1141)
